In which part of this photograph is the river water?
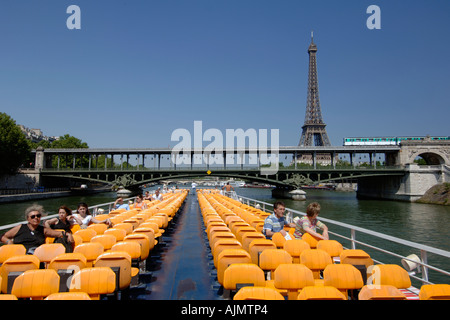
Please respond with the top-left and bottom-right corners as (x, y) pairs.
(0, 186), (448, 285)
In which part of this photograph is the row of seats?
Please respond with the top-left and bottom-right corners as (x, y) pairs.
(197, 190), (450, 300)
(0, 190), (188, 300)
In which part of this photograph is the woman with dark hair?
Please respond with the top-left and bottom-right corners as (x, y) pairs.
(44, 205), (73, 233)
(1, 204), (73, 254)
(72, 202), (112, 228)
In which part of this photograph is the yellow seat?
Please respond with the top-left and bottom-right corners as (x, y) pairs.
(317, 240), (343, 262)
(300, 249), (332, 279)
(0, 255), (40, 293)
(33, 243), (67, 267)
(74, 229), (97, 243)
(248, 239), (277, 265)
(369, 264), (411, 289)
(104, 228), (127, 242)
(0, 294), (18, 300)
(340, 249), (373, 268)
(297, 286), (347, 300)
(271, 232), (286, 249)
(241, 233), (266, 252)
(121, 218), (140, 230)
(283, 240), (310, 264)
(87, 223), (108, 235)
(11, 269), (60, 300)
(234, 226), (258, 244)
(259, 249), (292, 280)
(273, 263), (315, 300)
(140, 222), (162, 238)
(301, 232), (321, 249)
(90, 234), (117, 251)
(124, 233), (152, 261)
(359, 284), (407, 300)
(94, 252), (133, 290)
(73, 242), (104, 267)
(213, 239), (243, 268)
(48, 253), (87, 272)
(69, 267), (116, 300)
(45, 292), (91, 300)
(111, 241), (142, 263)
(0, 244), (26, 265)
(210, 232), (236, 250)
(233, 286), (285, 300)
(323, 264), (364, 299)
(419, 284), (450, 300)
(216, 249), (252, 286)
(223, 263), (267, 291)
(208, 226), (232, 242)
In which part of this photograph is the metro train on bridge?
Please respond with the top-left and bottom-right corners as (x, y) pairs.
(343, 136), (450, 146)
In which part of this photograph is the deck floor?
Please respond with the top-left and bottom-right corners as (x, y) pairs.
(132, 192), (222, 300)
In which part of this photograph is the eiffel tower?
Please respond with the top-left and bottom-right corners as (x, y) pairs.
(297, 33), (332, 165)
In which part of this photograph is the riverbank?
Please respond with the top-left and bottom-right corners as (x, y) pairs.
(0, 190), (72, 204)
(416, 183), (450, 205)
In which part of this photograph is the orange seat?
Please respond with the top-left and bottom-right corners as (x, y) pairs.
(0, 244), (26, 265)
(223, 264), (267, 291)
(45, 292), (91, 300)
(301, 232), (320, 249)
(271, 232), (286, 249)
(33, 243), (67, 267)
(323, 264), (364, 299)
(283, 240), (310, 264)
(234, 226), (258, 244)
(104, 228), (127, 242)
(111, 241), (142, 263)
(90, 234), (117, 251)
(111, 223), (134, 235)
(317, 240), (343, 262)
(340, 249), (373, 268)
(297, 286), (347, 300)
(87, 223), (108, 235)
(124, 233), (152, 261)
(419, 284), (450, 300)
(259, 249), (292, 279)
(216, 249), (252, 286)
(359, 284), (407, 300)
(0, 255), (40, 293)
(248, 239), (277, 265)
(69, 267), (116, 300)
(74, 229), (97, 243)
(369, 264), (411, 289)
(11, 269), (60, 300)
(300, 249), (332, 279)
(94, 252), (134, 290)
(273, 263), (315, 300)
(233, 286), (285, 300)
(210, 232), (236, 250)
(73, 242), (104, 267)
(48, 253), (87, 272)
(241, 233), (266, 252)
(213, 239), (243, 268)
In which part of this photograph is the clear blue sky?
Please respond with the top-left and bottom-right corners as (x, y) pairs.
(1, 0), (449, 148)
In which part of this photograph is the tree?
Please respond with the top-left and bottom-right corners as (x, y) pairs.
(49, 134), (89, 168)
(0, 113), (31, 175)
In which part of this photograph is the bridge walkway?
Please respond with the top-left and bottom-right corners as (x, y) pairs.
(132, 192), (222, 300)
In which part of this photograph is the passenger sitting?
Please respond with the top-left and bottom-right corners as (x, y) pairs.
(134, 194), (148, 210)
(72, 202), (112, 228)
(1, 204), (73, 254)
(263, 201), (295, 240)
(113, 197), (131, 211)
(44, 205), (74, 233)
(293, 202), (329, 240)
(152, 189), (163, 201)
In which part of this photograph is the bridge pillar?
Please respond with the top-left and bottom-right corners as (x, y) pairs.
(357, 164), (446, 202)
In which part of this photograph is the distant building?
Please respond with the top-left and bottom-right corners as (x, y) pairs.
(18, 125), (59, 144)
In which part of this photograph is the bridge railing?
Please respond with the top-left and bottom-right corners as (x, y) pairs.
(238, 195), (450, 286)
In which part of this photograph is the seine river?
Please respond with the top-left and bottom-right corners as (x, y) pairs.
(0, 186), (448, 285)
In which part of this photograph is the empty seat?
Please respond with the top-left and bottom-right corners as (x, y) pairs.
(94, 252), (133, 291)
(112, 223), (134, 235)
(124, 233), (152, 261)
(233, 286), (285, 300)
(323, 264), (364, 299)
(111, 241), (142, 266)
(104, 228), (127, 242)
(241, 233), (266, 252)
(74, 229), (97, 243)
(48, 253), (87, 272)
(419, 284), (450, 300)
(301, 232), (320, 249)
(210, 232), (236, 250)
(45, 292), (91, 300)
(33, 243), (67, 267)
(223, 263), (267, 292)
(87, 223), (108, 235)
(0, 244), (26, 265)
(234, 226), (258, 244)
(213, 239), (243, 268)
(273, 263), (315, 300)
(283, 240), (310, 264)
(300, 249), (332, 279)
(359, 284), (407, 300)
(340, 249), (373, 268)
(90, 234), (117, 252)
(317, 240), (343, 262)
(259, 249), (292, 279)
(0, 255), (40, 293)
(216, 249), (252, 286)
(271, 232), (286, 249)
(73, 242), (104, 267)
(369, 264), (411, 289)
(69, 267), (116, 300)
(248, 239), (277, 265)
(297, 286), (347, 300)
(11, 269), (60, 300)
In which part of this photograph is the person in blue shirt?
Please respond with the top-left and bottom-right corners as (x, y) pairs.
(113, 197), (130, 211)
(263, 201), (295, 239)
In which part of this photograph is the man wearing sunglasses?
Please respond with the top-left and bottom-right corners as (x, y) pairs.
(1, 204), (73, 254)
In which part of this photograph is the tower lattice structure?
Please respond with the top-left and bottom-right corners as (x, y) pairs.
(297, 33), (332, 165)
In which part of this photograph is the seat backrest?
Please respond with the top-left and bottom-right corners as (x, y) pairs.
(283, 240), (310, 263)
(259, 249), (292, 273)
(0, 255), (40, 293)
(241, 233), (266, 252)
(248, 239), (277, 265)
(0, 244), (26, 264)
(419, 284), (450, 300)
(223, 263), (266, 290)
(301, 233), (320, 249)
(233, 286), (285, 300)
(73, 242), (105, 267)
(323, 264), (364, 296)
(210, 232), (236, 250)
(358, 284), (407, 300)
(317, 240), (343, 258)
(104, 228), (127, 242)
(213, 240), (243, 267)
(94, 252), (132, 290)
(300, 249), (332, 277)
(124, 234), (151, 260)
(45, 292), (91, 300)
(90, 234), (117, 251)
(33, 243), (67, 265)
(48, 253), (87, 271)
(271, 232), (286, 249)
(87, 223), (108, 235)
(298, 285), (347, 300)
(11, 269), (60, 299)
(273, 263), (314, 292)
(110, 223), (134, 235)
(69, 267), (116, 299)
(216, 249), (252, 285)
(74, 228), (97, 243)
(340, 249), (373, 268)
(234, 227), (257, 244)
(111, 241), (142, 261)
(370, 264), (411, 289)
